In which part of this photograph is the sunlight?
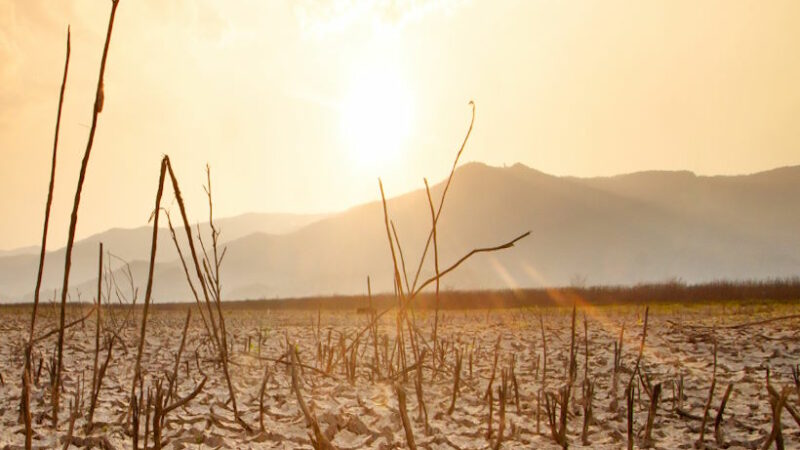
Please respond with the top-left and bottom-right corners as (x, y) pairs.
(339, 63), (414, 170)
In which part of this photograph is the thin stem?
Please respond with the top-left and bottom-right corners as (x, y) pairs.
(54, 0), (120, 427)
(390, 221), (411, 296)
(411, 101), (476, 292)
(24, 26), (70, 438)
(30, 26), (70, 342)
(378, 179), (406, 302)
(424, 179), (441, 362)
(130, 156), (168, 415)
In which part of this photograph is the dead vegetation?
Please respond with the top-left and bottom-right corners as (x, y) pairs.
(4, 2), (800, 449)
(4, 297), (800, 449)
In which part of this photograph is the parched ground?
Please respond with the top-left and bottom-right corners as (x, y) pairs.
(1, 302), (799, 449)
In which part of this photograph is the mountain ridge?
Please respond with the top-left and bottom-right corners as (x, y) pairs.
(2, 162), (800, 303)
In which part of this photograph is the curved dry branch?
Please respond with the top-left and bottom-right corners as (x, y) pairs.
(163, 209), (212, 339)
(338, 231), (530, 370)
(164, 158), (221, 350)
(411, 101), (476, 292)
(412, 231), (531, 298)
(33, 305), (97, 344)
(163, 376), (206, 415)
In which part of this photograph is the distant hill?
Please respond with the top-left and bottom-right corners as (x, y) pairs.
(3, 162), (800, 303)
(0, 212), (327, 300)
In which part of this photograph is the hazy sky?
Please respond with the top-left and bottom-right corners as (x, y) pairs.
(2, 0), (799, 250)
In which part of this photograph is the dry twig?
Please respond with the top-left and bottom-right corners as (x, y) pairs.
(53, 0), (120, 427)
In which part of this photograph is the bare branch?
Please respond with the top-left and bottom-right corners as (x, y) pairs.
(412, 231), (530, 298)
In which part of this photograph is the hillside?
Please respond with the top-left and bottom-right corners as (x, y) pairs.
(3, 163), (800, 302)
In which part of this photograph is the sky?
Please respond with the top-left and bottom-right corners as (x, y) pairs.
(1, 0), (799, 250)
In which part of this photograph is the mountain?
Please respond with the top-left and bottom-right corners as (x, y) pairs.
(0, 245), (40, 257)
(0, 212), (327, 300)
(3, 162), (800, 303)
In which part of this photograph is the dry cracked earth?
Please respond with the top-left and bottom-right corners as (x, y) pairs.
(1, 302), (799, 449)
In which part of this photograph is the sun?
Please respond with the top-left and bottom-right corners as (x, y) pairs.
(339, 65), (414, 170)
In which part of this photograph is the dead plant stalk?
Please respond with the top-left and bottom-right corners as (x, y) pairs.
(52, 0), (120, 428)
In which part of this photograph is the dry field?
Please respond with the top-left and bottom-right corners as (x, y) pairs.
(1, 302), (799, 449)
(9, 2), (800, 450)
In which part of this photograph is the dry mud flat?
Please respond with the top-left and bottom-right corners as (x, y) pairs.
(1, 303), (799, 449)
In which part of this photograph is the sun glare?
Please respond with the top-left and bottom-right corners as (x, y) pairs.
(339, 65), (414, 170)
